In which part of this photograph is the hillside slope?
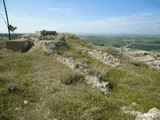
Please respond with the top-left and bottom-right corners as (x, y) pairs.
(0, 33), (160, 120)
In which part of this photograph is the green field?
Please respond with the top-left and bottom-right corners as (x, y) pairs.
(79, 34), (160, 51)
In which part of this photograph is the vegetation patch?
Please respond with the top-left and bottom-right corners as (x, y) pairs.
(61, 73), (84, 85)
(0, 34), (160, 119)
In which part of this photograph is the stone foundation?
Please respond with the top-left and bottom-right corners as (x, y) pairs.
(6, 39), (33, 52)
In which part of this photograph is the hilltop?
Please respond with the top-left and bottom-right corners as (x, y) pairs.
(0, 33), (160, 120)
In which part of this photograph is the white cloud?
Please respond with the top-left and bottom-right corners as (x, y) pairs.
(57, 13), (160, 34)
(46, 7), (72, 15)
(47, 7), (61, 12)
(136, 12), (153, 17)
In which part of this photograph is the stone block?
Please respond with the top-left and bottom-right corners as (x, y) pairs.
(6, 39), (33, 52)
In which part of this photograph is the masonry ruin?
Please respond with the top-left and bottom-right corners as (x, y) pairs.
(36, 30), (57, 36)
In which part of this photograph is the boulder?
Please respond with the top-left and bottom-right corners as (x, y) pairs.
(53, 41), (69, 50)
(121, 106), (160, 120)
(136, 107), (160, 120)
(85, 76), (112, 94)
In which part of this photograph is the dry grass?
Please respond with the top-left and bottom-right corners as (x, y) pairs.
(0, 36), (160, 120)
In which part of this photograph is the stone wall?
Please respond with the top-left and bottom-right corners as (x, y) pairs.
(6, 39), (33, 52)
(41, 30), (57, 36)
(80, 48), (121, 67)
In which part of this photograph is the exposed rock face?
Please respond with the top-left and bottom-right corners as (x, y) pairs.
(136, 107), (160, 120)
(136, 55), (155, 62)
(28, 37), (114, 93)
(118, 48), (160, 69)
(29, 40), (69, 53)
(120, 106), (142, 116)
(57, 56), (112, 94)
(120, 106), (160, 120)
(85, 76), (112, 94)
(22, 34), (115, 93)
(80, 48), (121, 67)
(53, 40), (69, 50)
(146, 60), (160, 69)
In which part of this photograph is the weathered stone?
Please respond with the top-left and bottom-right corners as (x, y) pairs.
(52, 41), (69, 51)
(136, 107), (160, 120)
(32, 40), (69, 53)
(82, 48), (121, 67)
(6, 39), (33, 52)
(57, 55), (112, 93)
(121, 106), (160, 120)
(157, 55), (160, 57)
(143, 52), (149, 56)
(60, 36), (65, 41)
(85, 76), (112, 94)
(120, 106), (142, 116)
(131, 102), (138, 106)
(24, 100), (29, 104)
(74, 62), (88, 71)
(15, 107), (22, 111)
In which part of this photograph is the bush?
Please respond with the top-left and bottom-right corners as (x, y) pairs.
(104, 68), (129, 86)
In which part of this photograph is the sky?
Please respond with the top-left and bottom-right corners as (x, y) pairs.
(0, 0), (160, 34)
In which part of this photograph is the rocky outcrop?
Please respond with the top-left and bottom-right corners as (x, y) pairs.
(29, 40), (69, 53)
(120, 106), (142, 116)
(80, 48), (121, 67)
(120, 106), (160, 120)
(85, 76), (112, 93)
(57, 56), (112, 94)
(136, 107), (160, 120)
(118, 48), (160, 70)
(26, 34), (115, 93)
(146, 60), (160, 69)
(53, 40), (69, 50)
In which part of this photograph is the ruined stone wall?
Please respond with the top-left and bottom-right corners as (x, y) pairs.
(41, 30), (57, 36)
(6, 39), (33, 52)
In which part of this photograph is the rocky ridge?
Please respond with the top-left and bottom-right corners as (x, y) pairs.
(79, 48), (121, 67)
(1, 33), (160, 120)
(31, 39), (114, 94)
(26, 33), (160, 119)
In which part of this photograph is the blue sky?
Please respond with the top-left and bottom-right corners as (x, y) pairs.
(0, 0), (160, 34)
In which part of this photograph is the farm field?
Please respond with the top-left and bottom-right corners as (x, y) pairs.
(79, 34), (160, 51)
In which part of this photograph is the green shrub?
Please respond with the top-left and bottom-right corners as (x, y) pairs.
(105, 68), (129, 84)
